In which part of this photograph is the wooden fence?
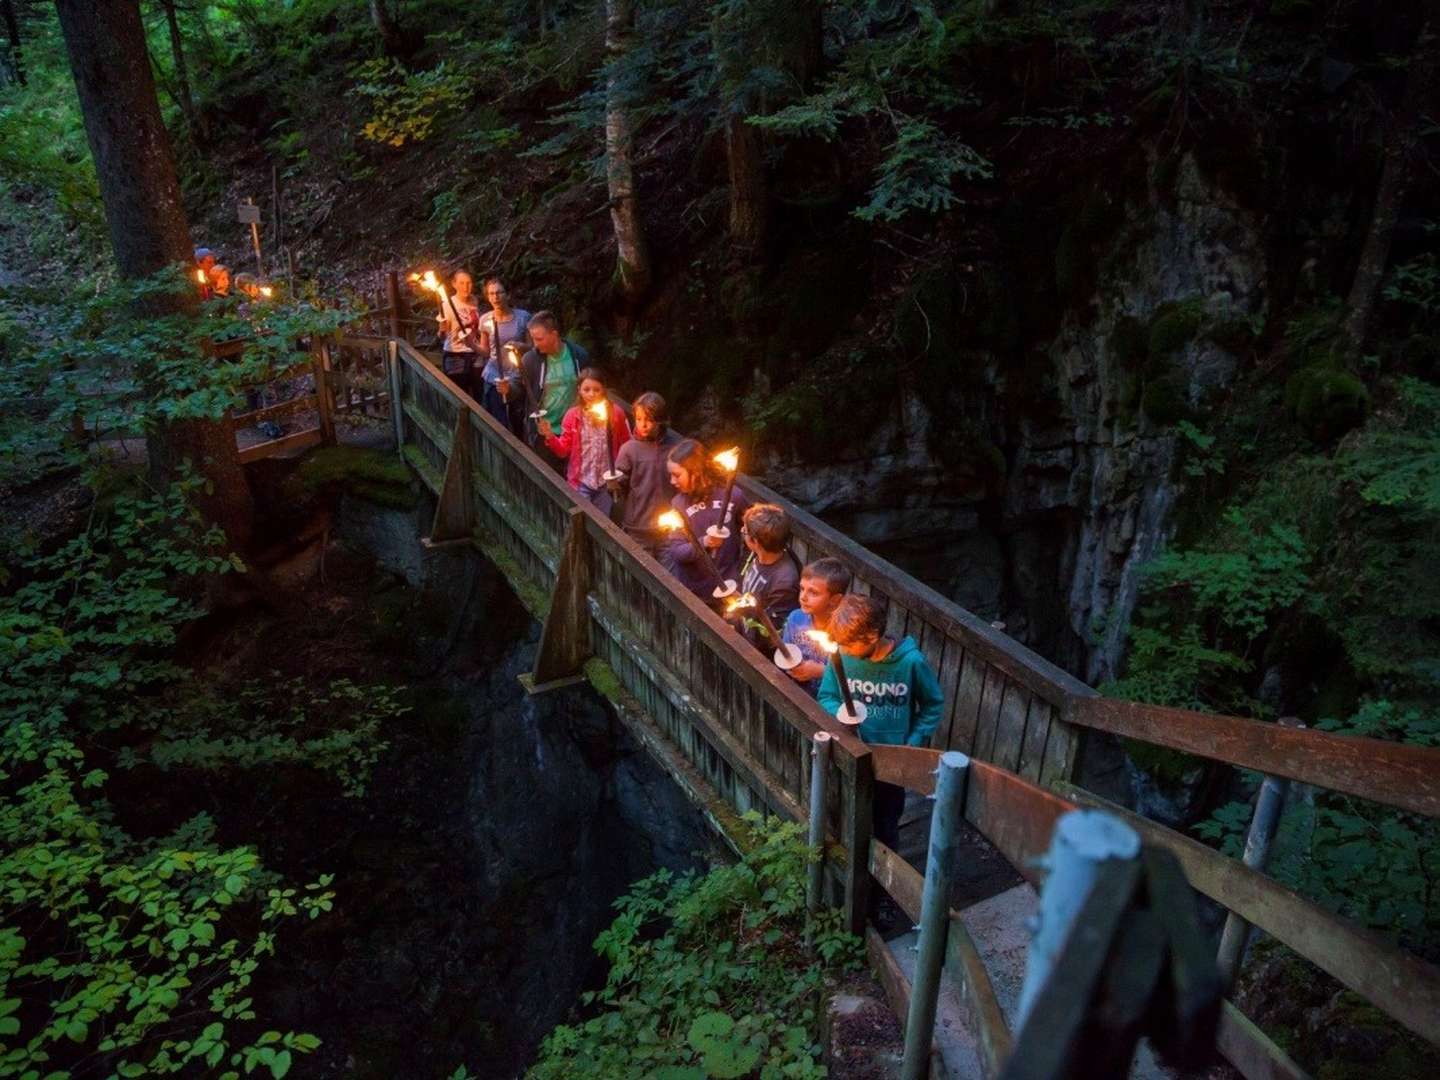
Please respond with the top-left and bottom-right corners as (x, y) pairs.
(373, 336), (1440, 1077)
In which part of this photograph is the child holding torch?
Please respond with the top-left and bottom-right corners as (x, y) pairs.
(817, 594), (945, 852)
(612, 392), (680, 552)
(660, 439), (750, 605)
(537, 368), (631, 513)
(731, 504), (800, 652)
(781, 557), (853, 697)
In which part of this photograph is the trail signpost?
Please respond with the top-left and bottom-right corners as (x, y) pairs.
(238, 198), (263, 275)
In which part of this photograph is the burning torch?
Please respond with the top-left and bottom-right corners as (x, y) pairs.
(707, 447), (741, 541)
(726, 593), (803, 670)
(658, 509), (737, 599)
(808, 630), (865, 724)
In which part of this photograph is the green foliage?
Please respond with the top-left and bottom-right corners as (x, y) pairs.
(528, 815), (861, 1079)
(1283, 367), (1369, 441)
(1140, 374), (1192, 425)
(0, 269), (352, 489)
(1197, 705), (1440, 950)
(853, 117), (993, 223)
(1147, 299), (1206, 359)
(121, 677), (407, 798)
(353, 58), (471, 147)
(297, 445), (415, 510)
(0, 479), (334, 1077)
(1104, 505), (1310, 714)
(742, 348), (893, 462)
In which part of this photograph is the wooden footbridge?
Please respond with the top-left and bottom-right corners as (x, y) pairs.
(302, 316), (1439, 1079)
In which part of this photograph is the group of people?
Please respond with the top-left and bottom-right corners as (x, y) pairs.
(194, 247), (272, 302)
(432, 267), (946, 854)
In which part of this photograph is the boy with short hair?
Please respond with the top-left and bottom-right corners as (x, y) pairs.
(613, 392), (680, 551)
(734, 503), (800, 650)
(818, 594), (945, 852)
(781, 557), (852, 696)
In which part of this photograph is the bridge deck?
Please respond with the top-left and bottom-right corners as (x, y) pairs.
(332, 332), (1440, 1078)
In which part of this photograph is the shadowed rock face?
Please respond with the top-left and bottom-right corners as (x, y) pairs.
(762, 153), (1265, 689)
(291, 501), (717, 1078)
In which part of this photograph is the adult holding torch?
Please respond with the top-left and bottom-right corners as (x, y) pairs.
(660, 438), (749, 606)
(476, 277), (531, 437)
(817, 594), (946, 853)
(519, 311), (588, 466)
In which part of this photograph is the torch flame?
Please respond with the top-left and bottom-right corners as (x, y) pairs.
(588, 400), (609, 422)
(259, 286), (273, 298)
(806, 629), (839, 654)
(196, 269), (206, 284)
(657, 510), (684, 532)
(713, 446), (740, 472)
(725, 592), (758, 615)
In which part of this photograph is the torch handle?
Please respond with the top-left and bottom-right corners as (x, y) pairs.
(680, 513), (726, 586)
(718, 472), (738, 534)
(832, 651), (858, 717)
(753, 601), (782, 650)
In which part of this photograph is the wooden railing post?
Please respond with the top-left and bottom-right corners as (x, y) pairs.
(902, 751), (970, 1080)
(807, 732), (833, 914)
(425, 410), (476, 546)
(385, 270), (402, 340)
(314, 339), (336, 445)
(387, 340), (404, 451)
(525, 506), (594, 692)
(843, 750), (875, 936)
(1215, 716), (1303, 991)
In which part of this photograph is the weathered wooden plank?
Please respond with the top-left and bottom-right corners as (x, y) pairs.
(1016, 697), (1053, 783)
(588, 598), (805, 823)
(530, 507), (594, 686)
(990, 680), (1031, 773)
(949, 650), (987, 754)
(429, 412), (476, 544)
(972, 667), (1008, 763)
(237, 427), (323, 464)
(1058, 784), (1440, 1046)
(965, 761), (1077, 886)
(232, 393), (320, 426)
(1038, 716), (1080, 787)
(1066, 697), (1440, 818)
(869, 839), (923, 918)
(947, 914), (1014, 1080)
(932, 638), (966, 750)
(1216, 1001), (1310, 1080)
(743, 475), (1094, 706)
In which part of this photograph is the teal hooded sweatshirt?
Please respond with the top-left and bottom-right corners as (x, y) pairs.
(817, 636), (944, 747)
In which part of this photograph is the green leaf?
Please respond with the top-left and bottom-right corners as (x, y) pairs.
(687, 1012), (734, 1055)
(269, 1050), (292, 1079)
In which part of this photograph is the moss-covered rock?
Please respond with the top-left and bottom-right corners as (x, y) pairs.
(1140, 373), (1193, 425)
(1147, 299), (1206, 359)
(1283, 367), (1369, 441)
(1110, 314), (1149, 368)
(299, 445), (415, 510)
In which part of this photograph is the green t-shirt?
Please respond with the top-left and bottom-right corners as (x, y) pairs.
(540, 343), (578, 429)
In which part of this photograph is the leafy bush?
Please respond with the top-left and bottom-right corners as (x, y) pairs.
(0, 478), (334, 1077)
(528, 815), (862, 1079)
(353, 58), (471, 147)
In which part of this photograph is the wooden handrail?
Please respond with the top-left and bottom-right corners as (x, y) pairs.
(1058, 783), (1440, 1047)
(742, 475), (1096, 707)
(1063, 697), (1440, 818)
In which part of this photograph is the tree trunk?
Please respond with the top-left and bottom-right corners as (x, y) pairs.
(713, 3), (767, 266)
(605, 0), (651, 305)
(368, 0), (405, 58)
(1342, 20), (1438, 358)
(55, 0), (253, 546)
(1, 0), (24, 86)
(159, 0), (204, 140)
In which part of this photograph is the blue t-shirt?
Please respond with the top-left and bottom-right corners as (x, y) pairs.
(781, 609), (832, 697)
